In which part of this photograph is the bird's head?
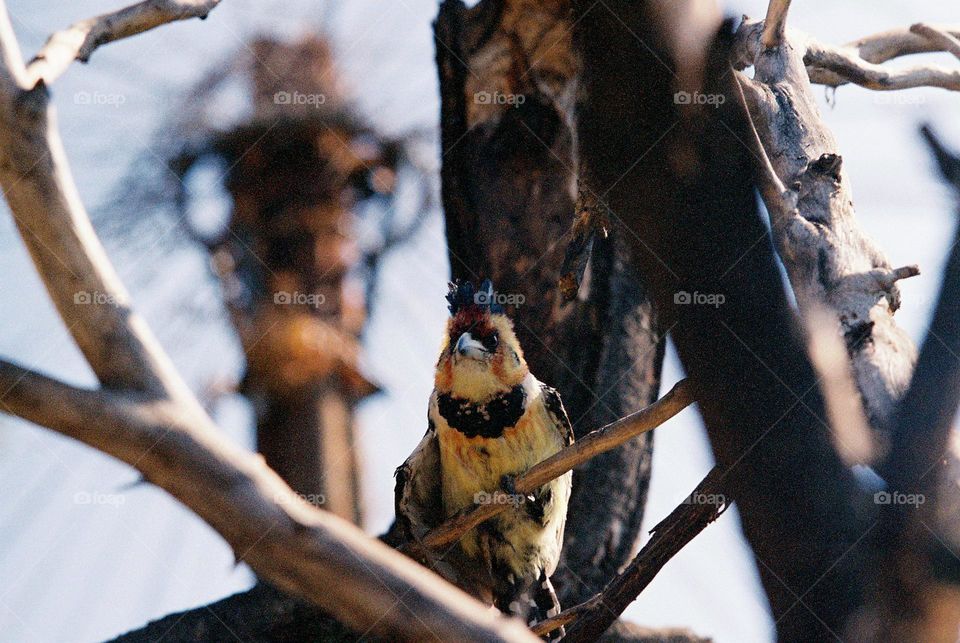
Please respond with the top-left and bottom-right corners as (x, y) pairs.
(435, 279), (528, 402)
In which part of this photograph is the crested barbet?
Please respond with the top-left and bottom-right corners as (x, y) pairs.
(428, 279), (574, 626)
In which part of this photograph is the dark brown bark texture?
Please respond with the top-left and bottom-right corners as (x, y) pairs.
(435, 0), (666, 606)
(568, 2), (871, 640)
(109, 584), (357, 643)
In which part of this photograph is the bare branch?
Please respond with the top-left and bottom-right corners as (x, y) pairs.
(404, 379), (694, 556)
(0, 359), (537, 642)
(25, 0), (223, 87)
(850, 25), (960, 63)
(761, 0), (791, 50)
(552, 469), (727, 641)
(735, 16), (919, 435)
(734, 18), (960, 92)
(805, 40), (960, 91)
(0, 2), (194, 399)
(910, 23), (960, 61)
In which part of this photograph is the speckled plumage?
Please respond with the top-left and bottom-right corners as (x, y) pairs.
(428, 280), (573, 626)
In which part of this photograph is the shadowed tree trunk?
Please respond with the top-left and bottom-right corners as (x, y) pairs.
(566, 2), (868, 639)
(434, 0), (665, 605)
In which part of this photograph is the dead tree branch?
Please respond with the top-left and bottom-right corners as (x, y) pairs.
(0, 360), (535, 642)
(734, 15), (920, 439)
(910, 24), (960, 61)
(538, 469), (727, 640)
(733, 19), (960, 92)
(25, 0), (223, 86)
(761, 0), (790, 49)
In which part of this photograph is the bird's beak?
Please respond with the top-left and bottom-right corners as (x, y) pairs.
(455, 332), (489, 361)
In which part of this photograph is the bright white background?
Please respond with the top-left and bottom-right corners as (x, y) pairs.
(0, 2), (958, 641)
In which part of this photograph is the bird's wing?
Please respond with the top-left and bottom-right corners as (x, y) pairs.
(386, 413), (444, 546)
(541, 384), (575, 446)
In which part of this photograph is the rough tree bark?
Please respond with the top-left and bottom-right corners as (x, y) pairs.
(434, 0), (666, 606)
(731, 12), (960, 566)
(568, 2), (869, 639)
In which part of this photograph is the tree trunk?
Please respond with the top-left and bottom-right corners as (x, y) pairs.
(187, 36), (388, 524)
(435, 0), (665, 605)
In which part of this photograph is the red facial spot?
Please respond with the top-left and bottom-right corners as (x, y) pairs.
(449, 308), (496, 346)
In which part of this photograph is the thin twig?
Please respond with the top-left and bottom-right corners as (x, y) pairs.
(540, 468), (727, 640)
(25, 0), (223, 86)
(403, 379), (695, 555)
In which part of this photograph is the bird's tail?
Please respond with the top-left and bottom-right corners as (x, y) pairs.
(531, 570), (563, 640)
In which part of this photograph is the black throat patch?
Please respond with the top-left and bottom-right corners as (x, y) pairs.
(437, 385), (526, 439)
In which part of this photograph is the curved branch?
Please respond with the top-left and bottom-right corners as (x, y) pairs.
(734, 18), (960, 92)
(910, 23), (960, 61)
(805, 40), (960, 91)
(25, 0), (223, 87)
(0, 359), (536, 642)
(849, 24), (960, 64)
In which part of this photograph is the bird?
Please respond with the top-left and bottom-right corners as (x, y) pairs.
(424, 279), (574, 629)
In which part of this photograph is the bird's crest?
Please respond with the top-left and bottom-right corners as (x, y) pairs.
(446, 279), (504, 317)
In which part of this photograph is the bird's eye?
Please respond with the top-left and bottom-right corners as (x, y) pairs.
(482, 332), (499, 352)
